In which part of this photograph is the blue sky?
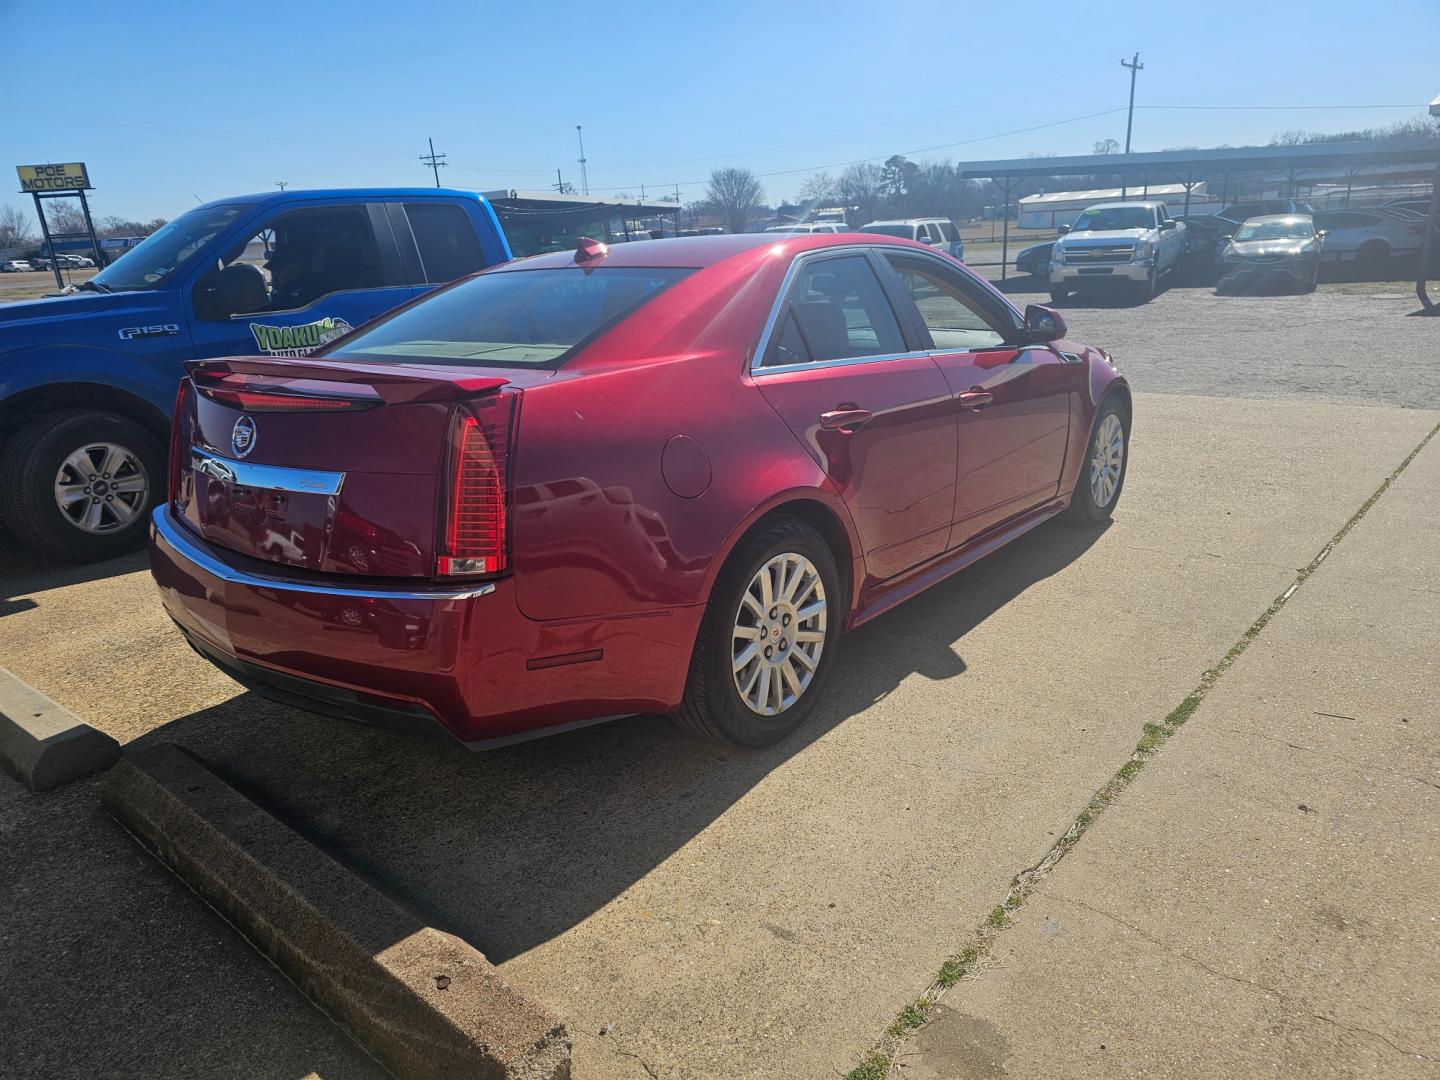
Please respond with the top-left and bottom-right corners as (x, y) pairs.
(3, 0), (1436, 225)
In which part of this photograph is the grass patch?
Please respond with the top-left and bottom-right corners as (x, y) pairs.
(845, 1051), (892, 1080)
(887, 998), (931, 1038)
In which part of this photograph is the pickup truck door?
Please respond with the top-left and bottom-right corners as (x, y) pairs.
(877, 250), (1077, 547)
(185, 200), (415, 361)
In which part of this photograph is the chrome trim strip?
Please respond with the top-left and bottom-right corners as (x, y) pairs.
(153, 508), (497, 601)
(754, 349), (935, 378)
(191, 448), (345, 496)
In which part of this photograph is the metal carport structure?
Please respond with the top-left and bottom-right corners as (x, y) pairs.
(957, 137), (1440, 308)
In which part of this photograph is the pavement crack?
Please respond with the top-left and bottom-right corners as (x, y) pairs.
(1310, 1013), (1439, 1063)
(1049, 893), (1285, 1000)
(1227, 729), (1440, 792)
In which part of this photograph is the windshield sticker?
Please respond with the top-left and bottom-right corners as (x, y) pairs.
(249, 316), (354, 357)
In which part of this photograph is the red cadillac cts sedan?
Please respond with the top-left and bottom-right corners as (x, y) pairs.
(151, 233), (1130, 749)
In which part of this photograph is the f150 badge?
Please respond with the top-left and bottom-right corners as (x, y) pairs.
(117, 323), (180, 341)
(249, 316), (353, 357)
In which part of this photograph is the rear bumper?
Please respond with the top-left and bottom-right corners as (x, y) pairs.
(150, 507), (701, 746)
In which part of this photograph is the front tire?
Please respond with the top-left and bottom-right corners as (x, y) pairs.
(1065, 398), (1129, 524)
(673, 517), (843, 748)
(1049, 284), (1069, 304)
(0, 410), (163, 562)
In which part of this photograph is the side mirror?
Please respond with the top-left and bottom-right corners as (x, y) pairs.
(1023, 304), (1066, 343)
(1160, 218), (1176, 230)
(1056, 224), (1070, 235)
(1316, 230), (1327, 240)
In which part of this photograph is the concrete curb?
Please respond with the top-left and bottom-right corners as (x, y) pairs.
(102, 745), (571, 1080)
(0, 666), (120, 791)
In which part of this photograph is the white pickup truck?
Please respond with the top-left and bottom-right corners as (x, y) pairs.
(1049, 200), (1184, 303)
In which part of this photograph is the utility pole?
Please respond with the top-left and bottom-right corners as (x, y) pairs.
(575, 125), (589, 196)
(420, 137), (448, 188)
(1120, 52), (1143, 199)
(274, 181), (288, 191)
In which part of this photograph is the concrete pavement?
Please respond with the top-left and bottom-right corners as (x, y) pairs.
(901, 424), (1440, 1078)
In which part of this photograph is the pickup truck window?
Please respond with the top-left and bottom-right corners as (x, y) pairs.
(405, 203), (487, 284)
(194, 204), (392, 321)
(1071, 206), (1155, 232)
(92, 204), (245, 291)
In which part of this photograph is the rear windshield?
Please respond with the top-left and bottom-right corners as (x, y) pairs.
(327, 266), (693, 367)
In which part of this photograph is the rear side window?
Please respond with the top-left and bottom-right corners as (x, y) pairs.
(327, 266), (692, 367)
(405, 202), (487, 283)
(940, 221), (960, 241)
(763, 254), (905, 367)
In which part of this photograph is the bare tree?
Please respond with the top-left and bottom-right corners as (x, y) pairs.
(796, 171), (838, 207)
(0, 205), (36, 249)
(98, 215), (168, 238)
(705, 167), (765, 234)
(1093, 138), (1120, 155)
(42, 199), (90, 236)
(837, 163), (885, 225)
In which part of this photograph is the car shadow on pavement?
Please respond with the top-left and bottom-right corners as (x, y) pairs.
(130, 516), (1109, 965)
(0, 544), (146, 617)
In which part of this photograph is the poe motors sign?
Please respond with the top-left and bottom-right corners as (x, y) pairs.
(16, 162), (93, 194)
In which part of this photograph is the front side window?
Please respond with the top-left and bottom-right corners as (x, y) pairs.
(885, 254), (1009, 351)
(406, 202), (486, 283)
(858, 224), (913, 240)
(93, 204), (246, 291)
(192, 204), (390, 321)
(763, 254), (905, 367)
(328, 266), (691, 367)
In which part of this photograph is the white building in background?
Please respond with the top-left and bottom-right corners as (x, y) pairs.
(1018, 183), (1222, 229)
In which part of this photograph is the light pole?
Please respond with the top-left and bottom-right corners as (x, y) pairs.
(1416, 93), (1440, 312)
(575, 125), (589, 196)
(1120, 52), (1143, 199)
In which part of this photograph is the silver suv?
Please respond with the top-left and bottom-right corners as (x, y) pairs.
(859, 218), (964, 259)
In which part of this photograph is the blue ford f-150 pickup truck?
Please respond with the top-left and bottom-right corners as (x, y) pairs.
(0, 188), (511, 561)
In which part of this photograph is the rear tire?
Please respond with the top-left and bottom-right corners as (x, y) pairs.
(1065, 397), (1129, 524)
(672, 517), (843, 749)
(0, 410), (163, 563)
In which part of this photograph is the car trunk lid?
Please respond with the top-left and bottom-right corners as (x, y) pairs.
(173, 356), (525, 578)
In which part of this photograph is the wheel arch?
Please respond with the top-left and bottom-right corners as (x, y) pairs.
(0, 382), (170, 444)
(703, 490), (861, 621)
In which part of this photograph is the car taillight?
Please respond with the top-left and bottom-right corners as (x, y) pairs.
(437, 392), (518, 577)
(168, 378), (192, 506)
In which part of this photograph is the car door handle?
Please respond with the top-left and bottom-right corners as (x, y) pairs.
(957, 389), (994, 411)
(819, 407), (873, 432)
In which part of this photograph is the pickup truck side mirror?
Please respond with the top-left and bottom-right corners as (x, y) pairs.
(1022, 303), (1067, 343)
(1159, 218), (1177, 230)
(1056, 224), (1070, 235)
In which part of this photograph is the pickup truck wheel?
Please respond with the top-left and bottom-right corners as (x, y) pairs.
(1065, 398), (1129, 524)
(0, 410), (163, 562)
(1049, 284), (1069, 303)
(1139, 264), (1159, 301)
(673, 517), (843, 749)
(1357, 240), (1390, 266)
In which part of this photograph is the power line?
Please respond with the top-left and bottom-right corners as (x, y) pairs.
(420, 137), (448, 187)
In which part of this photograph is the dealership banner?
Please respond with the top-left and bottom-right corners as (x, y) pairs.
(16, 163), (92, 193)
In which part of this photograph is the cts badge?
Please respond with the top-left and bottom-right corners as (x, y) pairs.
(231, 415), (258, 458)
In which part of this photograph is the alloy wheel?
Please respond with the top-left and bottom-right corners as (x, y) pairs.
(732, 552), (827, 716)
(53, 442), (149, 534)
(1089, 414), (1125, 508)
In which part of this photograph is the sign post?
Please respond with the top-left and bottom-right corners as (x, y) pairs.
(16, 163), (105, 293)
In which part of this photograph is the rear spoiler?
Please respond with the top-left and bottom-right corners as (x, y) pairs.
(186, 355), (509, 406)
